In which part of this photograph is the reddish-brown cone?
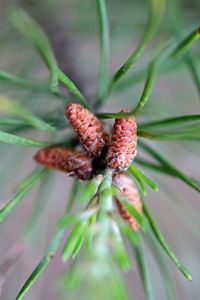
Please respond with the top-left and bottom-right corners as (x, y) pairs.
(34, 147), (92, 180)
(106, 109), (137, 171)
(113, 172), (142, 232)
(66, 103), (109, 158)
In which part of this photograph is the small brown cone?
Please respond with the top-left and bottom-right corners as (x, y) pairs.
(66, 103), (109, 158)
(34, 147), (92, 180)
(106, 109), (137, 171)
(113, 172), (142, 232)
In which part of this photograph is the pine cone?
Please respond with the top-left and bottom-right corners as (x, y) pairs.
(34, 147), (92, 180)
(106, 109), (137, 171)
(113, 172), (142, 232)
(66, 103), (109, 158)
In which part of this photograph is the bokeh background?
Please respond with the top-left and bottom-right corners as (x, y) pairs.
(0, 0), (200, 299)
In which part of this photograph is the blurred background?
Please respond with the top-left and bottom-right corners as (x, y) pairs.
(0, 0), (200, 299)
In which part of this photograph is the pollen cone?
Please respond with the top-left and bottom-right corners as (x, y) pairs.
(35, 147), (92, 180)
(106, 109), (137, 171)
(66, 103), (109, 158)
(113, 172), (142, 231)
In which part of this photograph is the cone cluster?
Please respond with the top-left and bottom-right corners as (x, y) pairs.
(34, 103), (141, 231)
(35, 103), (109, 180)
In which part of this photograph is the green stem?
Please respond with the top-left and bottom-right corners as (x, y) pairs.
(170, 27), (200, 59)
(128, 164), (158, 191)
(9, 8), (60, 93)
(146, 229), (177, 300)
(185, 54), (200, 98)
(135, 158), (174, 176)
(133, 55), (161, 115)
(168, 0), (200, 98)
(15, 178), (78, 300)
(96, 0), (110, 104)
(143, 200), (192, 280)
(110, 0), (164, 86)
(0, 168), (49, 223)
(139, 114), (200, 129)
(97, 52), (162, 119)
(135, 234), (154, 300)
(128, 169), (147, 196)
(0, 130), (52, 148)
(139, 141), (200, 193)
(58, 69), (92, 110)
(0, 71), (52, 93)
(98, 168), (113, 213)
(138, 129), (200, 140)
(16, 228), (66, 300)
